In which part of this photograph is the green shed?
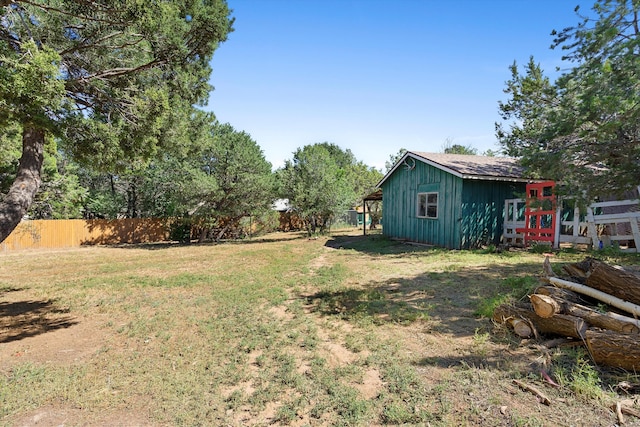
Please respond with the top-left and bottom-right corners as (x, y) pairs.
(378, 152), (531, 249)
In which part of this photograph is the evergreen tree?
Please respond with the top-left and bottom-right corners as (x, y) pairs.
(186, 122), (275, 241)
(497, 0), (640, 201)
(279, 143), (381, 235)
(0, 0), (233, 242)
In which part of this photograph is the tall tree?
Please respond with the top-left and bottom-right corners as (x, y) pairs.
(385, 148), (407, 173)
(279, 144), (351, 234)
(0, 0), (233, 241)
(443, 144), (478, 155)
(497, 0), (640, 201)
(278, 143), (381, 235)
(442, 137), (478, 155)
(187, 121), (275, 241)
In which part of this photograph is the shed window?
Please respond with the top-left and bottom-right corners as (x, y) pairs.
(417, 192), (438, 218)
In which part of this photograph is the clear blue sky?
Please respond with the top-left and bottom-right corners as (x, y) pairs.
(205, 0), (592, 171)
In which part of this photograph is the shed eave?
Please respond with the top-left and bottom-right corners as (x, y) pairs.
(376, 151), (464, 188)
(460, 174), (544, 183)
(376, 151), (539, 188)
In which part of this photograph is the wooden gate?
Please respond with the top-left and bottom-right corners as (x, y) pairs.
(516, 181), (557, 246)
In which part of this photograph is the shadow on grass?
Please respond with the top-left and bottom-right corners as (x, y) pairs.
(0, 299), (77, 343)
(416, 354), (509, 371)
(324, 234), (430, 256)
(304, 258), (548, 377)
(306, 286), (431, 325)
(305, 258), (543, 337)
(108, 233), (308, 250)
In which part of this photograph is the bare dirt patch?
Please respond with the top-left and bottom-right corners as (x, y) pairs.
(0, 288), (108, 368)
(12, 406), (156, 427)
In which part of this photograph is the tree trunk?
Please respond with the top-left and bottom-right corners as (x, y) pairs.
(198, 227), (209, 243)
(583, 259), (640, 306)
(127, 180), (138, 218)
(0, 125), (45, 243)
(586, 329), (640, 371)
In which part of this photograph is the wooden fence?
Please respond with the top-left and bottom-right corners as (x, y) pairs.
(0, 218), (170, 252)
(504, 194), (640, 252)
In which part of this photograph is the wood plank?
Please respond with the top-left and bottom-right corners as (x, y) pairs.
(589, 199), (640, 209)
(630, 218), (640, 249)
(591, 212), (640, 223)
(585, 207), (599, 248)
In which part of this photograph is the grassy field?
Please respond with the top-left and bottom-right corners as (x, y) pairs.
(1, 229), (640, 426)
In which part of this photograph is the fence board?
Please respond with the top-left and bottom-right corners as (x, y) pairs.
(0, 218), (170, 251)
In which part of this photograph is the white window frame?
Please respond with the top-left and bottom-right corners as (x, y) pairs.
(417, 192), (438, 219)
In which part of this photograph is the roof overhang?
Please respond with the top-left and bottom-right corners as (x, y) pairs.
(363, 189), (382, 201)
(376, 151), (539, 187)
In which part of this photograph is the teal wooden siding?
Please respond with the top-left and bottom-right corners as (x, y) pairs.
(381, 162), (526, 249)
(381, 160), (463, 248)
(460, 180), (525, 249)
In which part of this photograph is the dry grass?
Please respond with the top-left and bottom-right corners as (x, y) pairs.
(0, 229), (639, 426)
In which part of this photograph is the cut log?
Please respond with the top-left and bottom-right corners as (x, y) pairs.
(530, 294), (561, 318)
(535, 285), (585, 305)
(570, 258), (640, 306)
(532, 290), (640, 333)
(547, 276), (640, 318)
(493, 302), (535, 338)
(586, 329), (640, 371)
(563, 302), (640, 334)
(607, 311), (640, 330)
(508, 318), (533, 338)
(619, 405), (640, 420)
(493, 303), (587, 339)
(562, 263), (588, 283)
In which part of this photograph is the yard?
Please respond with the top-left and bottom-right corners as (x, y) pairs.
(1, 229), (639, 426)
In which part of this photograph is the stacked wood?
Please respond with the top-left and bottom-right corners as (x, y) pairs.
(493, 301), (587, 339)
(531, 287), (640, 334)
(493, 257), (640, 370)
(565, 257), (640, 305)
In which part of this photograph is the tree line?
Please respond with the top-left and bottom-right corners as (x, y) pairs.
(0, 116), (383, 238)
(2, 0), (638, 244)
(0, 1), (382, 242)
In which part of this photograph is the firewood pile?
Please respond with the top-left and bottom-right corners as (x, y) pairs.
(493, 257), (640, 371)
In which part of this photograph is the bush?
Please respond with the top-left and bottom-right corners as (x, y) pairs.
(169, 217), (192, 243)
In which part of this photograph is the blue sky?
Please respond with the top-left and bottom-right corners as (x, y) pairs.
(205, 0), (592, 171)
